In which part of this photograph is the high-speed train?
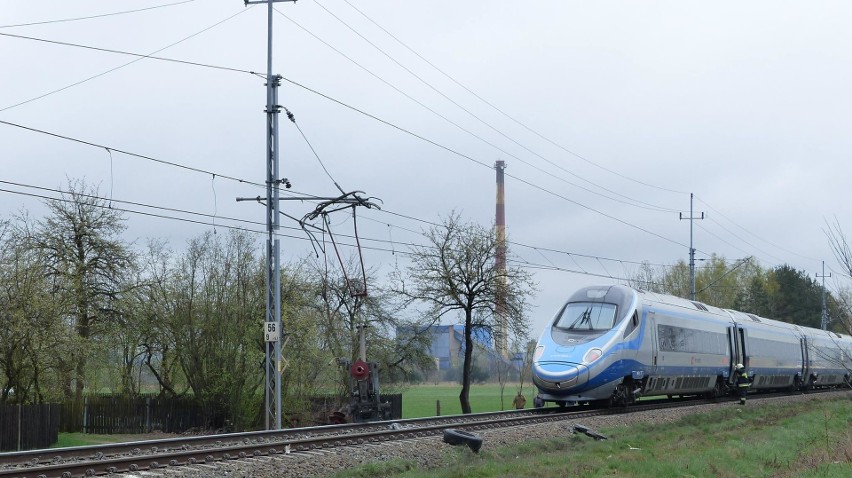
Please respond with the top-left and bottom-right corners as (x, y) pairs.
(532, 285), (852, 407)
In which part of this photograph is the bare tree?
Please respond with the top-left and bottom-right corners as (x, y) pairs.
(394, 212), (535, 414)
(826, 217), (852, 279)
(22, 180), (134, 400)
(627, 260), (666, 293)
(308, 255), (435, 392)
(824, 218), (852, 335)
(0, 218), (68, 403)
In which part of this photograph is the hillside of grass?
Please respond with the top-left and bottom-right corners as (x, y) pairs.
(341, 396), (852, 478)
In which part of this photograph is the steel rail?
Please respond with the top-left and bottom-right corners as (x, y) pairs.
(1, 389), (843, 477)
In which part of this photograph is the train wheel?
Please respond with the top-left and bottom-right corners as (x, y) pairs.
(609, 384), (631, 408)
(705, 380), (723, 400)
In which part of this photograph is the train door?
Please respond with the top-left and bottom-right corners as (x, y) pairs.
(727, 326), (737, 384)
(727, 325), (748, 382)
(799, 336), (809, 386)
(739, 327), (748, 368)
(648, 310), (658, 376)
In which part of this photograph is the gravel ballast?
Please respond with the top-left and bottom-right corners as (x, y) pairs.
(117, 391), (849, 478)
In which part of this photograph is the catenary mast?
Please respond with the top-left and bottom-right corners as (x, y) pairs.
(679, 193), (704, 301)
(244, 0), (296, 431)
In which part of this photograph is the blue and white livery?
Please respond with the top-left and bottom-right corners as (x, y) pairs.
(532, 285), (852, 406)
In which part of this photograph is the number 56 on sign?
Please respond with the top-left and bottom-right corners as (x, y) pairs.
(264, 321), (279, 342)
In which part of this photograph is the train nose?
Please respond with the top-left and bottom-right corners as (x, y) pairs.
(533, 362), (589, 391)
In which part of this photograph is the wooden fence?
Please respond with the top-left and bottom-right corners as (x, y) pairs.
(61, 395), (207, 434)
(60, 394), (403, 435)
(0, 403), (60, 451)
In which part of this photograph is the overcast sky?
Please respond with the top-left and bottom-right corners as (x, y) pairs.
(2, 1), (851, 336)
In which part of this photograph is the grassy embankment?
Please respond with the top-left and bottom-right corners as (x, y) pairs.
(337, 394), (852, 478)
(402, 383), (529, 418)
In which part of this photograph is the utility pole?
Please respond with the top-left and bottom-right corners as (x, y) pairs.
(244, 0), (296, 431)
(679, 193), (704, 301)
(817, 261), (831, 330)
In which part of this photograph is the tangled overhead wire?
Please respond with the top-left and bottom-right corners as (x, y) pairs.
(300, 190), (382, 298)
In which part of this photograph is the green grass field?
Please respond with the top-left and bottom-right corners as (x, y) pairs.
(401, 383), (532, 418)
(338, 395), (852, 478)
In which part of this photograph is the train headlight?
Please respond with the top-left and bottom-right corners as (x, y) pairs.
(534, 345), (545, 361)
(583, 348), (603, 364)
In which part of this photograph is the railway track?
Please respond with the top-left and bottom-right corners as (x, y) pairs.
(0, 389), (842, 478)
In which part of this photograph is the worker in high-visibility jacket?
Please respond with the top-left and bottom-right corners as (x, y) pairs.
(735, 364), (752, 405)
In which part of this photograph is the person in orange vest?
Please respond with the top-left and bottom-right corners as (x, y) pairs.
(512, 391), (527, 409)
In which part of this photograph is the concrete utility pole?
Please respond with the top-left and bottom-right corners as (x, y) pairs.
(817, 261), (831, 330)
(244, 0), (296, 431)
(679, 193), (704, 301)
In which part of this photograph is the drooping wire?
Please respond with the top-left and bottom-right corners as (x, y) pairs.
(352, 207), (368, 297)
(104, 147), (114, 208)
(323, 213), (356, 297)
(284, 107), (345, 195)
(211, 174), (217, 234)
(0, 119), (263, 188)
(300, 191), (381, 297)
(312, 0), (680, 212)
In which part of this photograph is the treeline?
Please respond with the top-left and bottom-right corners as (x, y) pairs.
(630, 254), (850, 331)
(0, 181), (439, 429)
(3, 179), (850, 429)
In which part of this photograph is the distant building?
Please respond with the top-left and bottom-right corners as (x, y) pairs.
(398, 325), (522, 379)
(425, 325), (494, 370)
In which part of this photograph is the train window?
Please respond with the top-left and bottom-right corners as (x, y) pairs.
(554, 302), (618, 331)
(623, 311), (639, 338)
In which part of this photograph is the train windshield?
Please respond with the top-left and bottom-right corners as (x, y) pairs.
(554, 302), (618, 331)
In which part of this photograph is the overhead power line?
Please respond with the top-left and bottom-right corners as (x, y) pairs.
(339, 0), (689, 196)
(0, 29), (685, 248)
(0, 178), (691, 286)
(695, 195), (819, 263)
(0, 32), (255, 76)
(0, 119), (263, 188)
(309, 0), (678, 213)
(277, 7), (677, 214)
(0, 0), (197, 29)
(2, 31), (688, 252)
(1, 6), (254, 113)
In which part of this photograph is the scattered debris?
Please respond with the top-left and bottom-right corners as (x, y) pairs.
(442, 428), (483, 453)
(572, 424), (608, 440)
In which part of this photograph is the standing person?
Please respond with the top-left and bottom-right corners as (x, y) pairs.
(735, 364), (751, 405)
(512, 391), (527, 409)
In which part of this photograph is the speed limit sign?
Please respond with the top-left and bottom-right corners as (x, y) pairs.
(264, 321), (279, 342)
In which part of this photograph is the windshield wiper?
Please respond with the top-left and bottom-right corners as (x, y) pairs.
(569, 307), (593, 329)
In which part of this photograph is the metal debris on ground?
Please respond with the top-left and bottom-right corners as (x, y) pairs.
(572, 423), (608, 440)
